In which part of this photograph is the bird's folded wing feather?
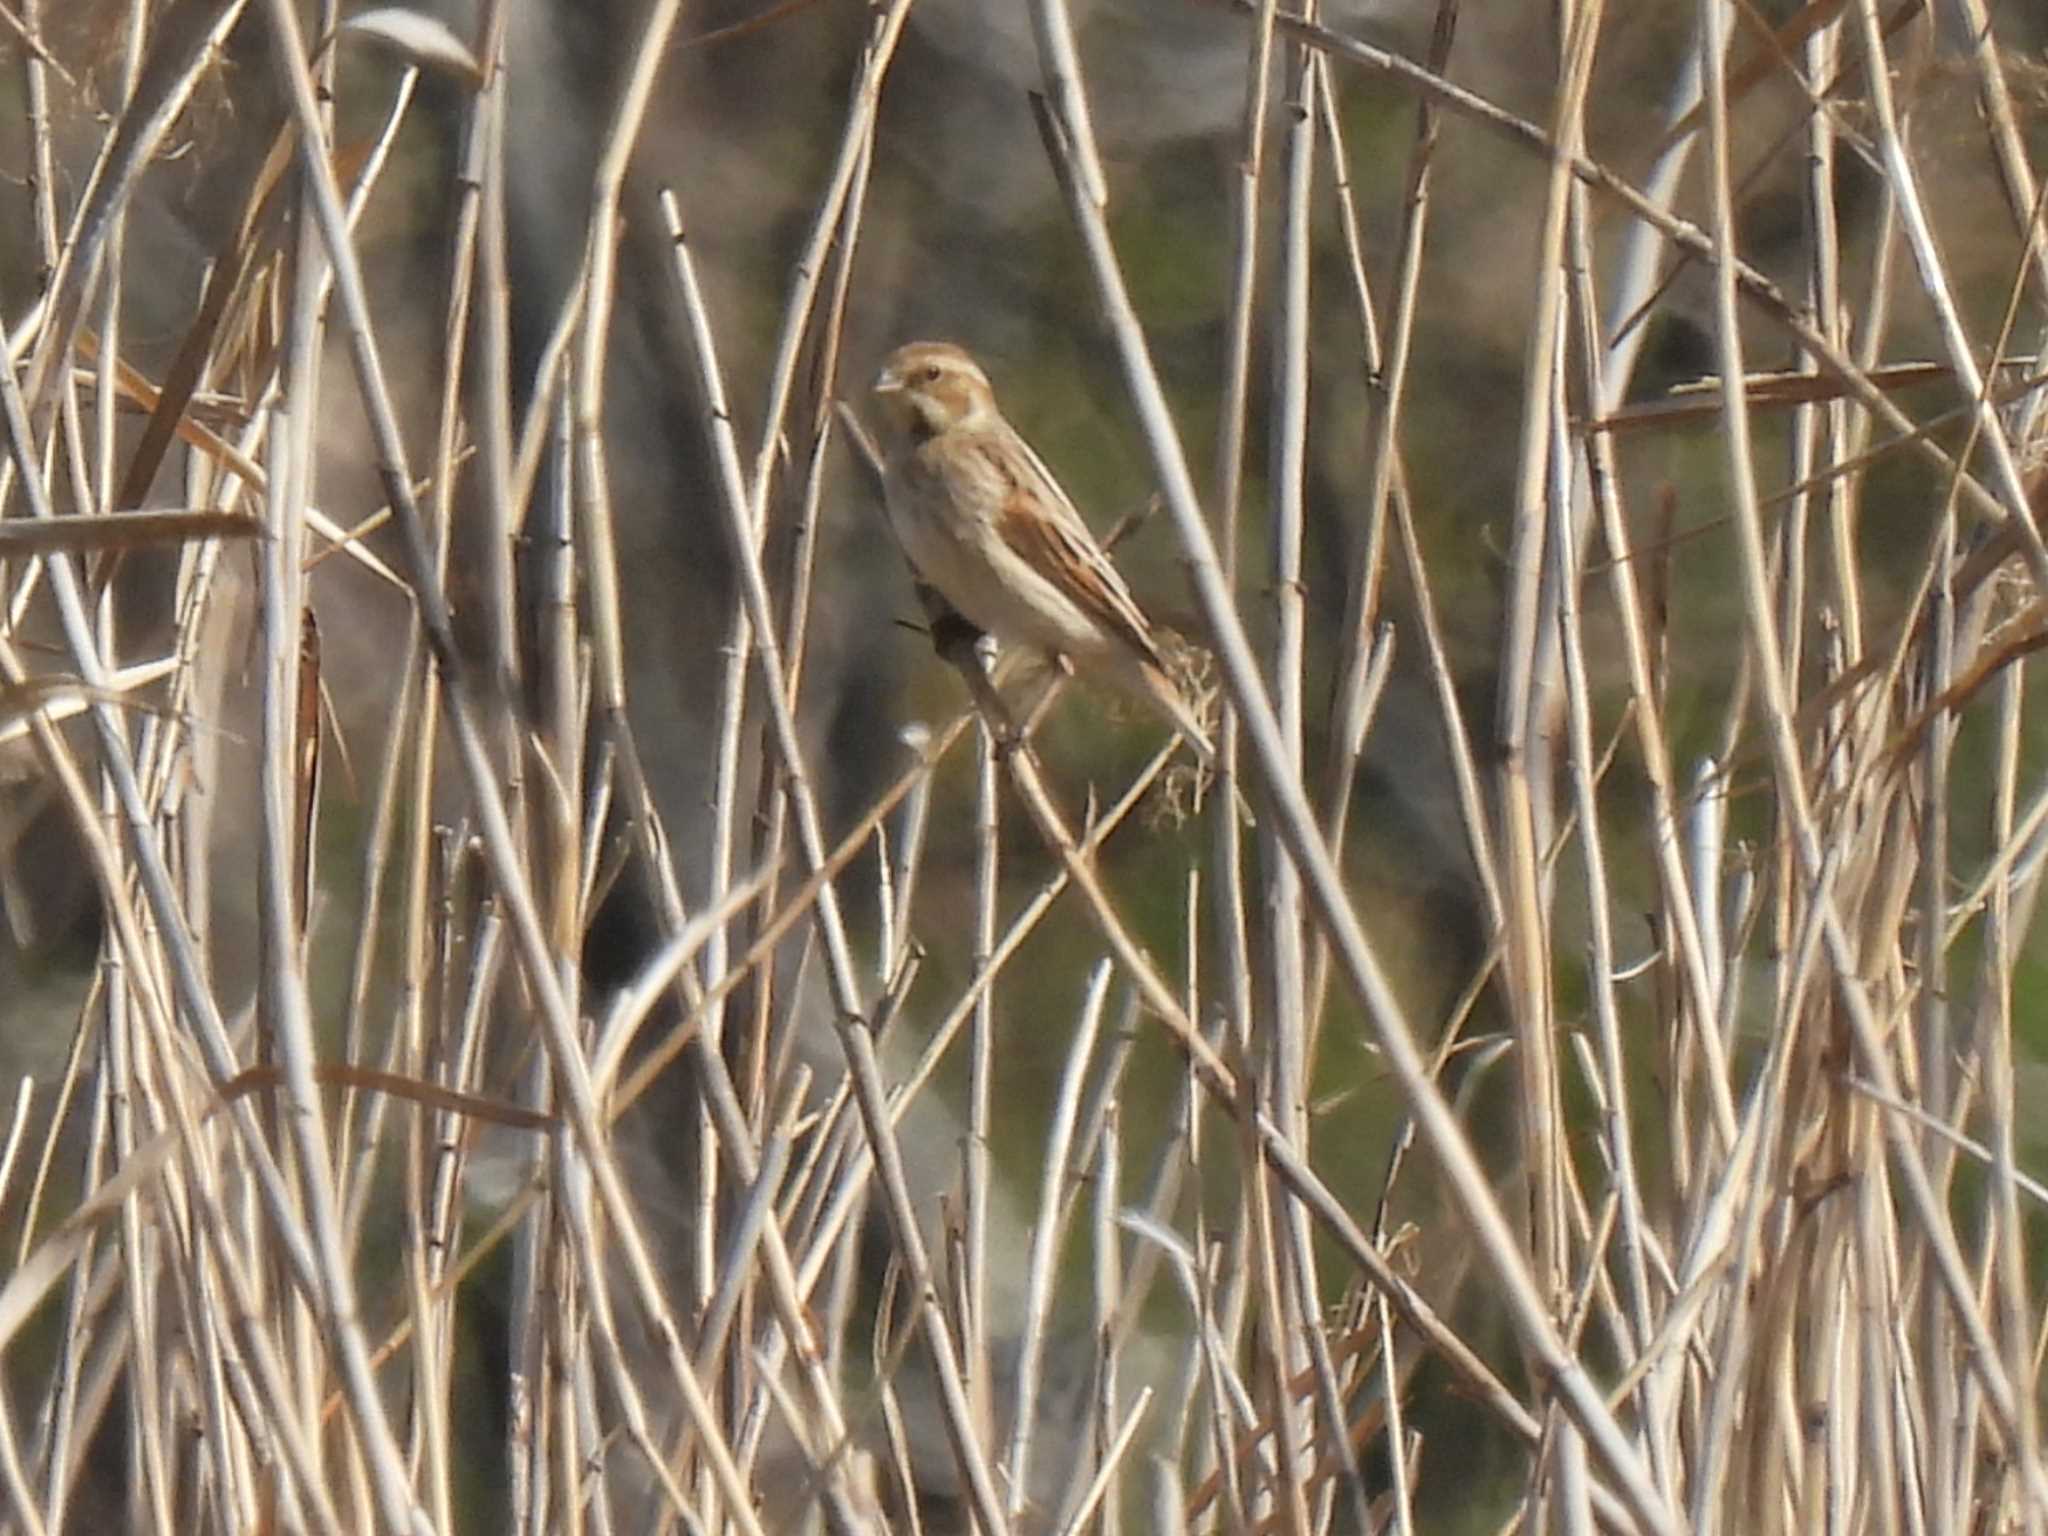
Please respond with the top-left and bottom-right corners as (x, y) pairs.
(991, 430), (1164, 668)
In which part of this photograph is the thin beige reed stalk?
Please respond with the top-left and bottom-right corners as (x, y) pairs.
(0, 1363), (46, 1536)
(661, 209), (926, 1528)
(1085, 1101), (1125, 1534)
(1100, 994), (1200, 1362)
(1684, 847), (1840, 1531)
(327, 148), (428, 1246)
(15, 988), (100, 1526)
(1574, 351), (1742, 1189)
(274, 9), (355, 1503)
(94, 163), (176, 1516)
(885, 728), (937, 979)
(963, 696), (999, 1448)
(564, 0), (682, 722)
(1253, 28), (1318, 1530)
(18, 0), (61, 300)
(459, 3), (520, 698)
(770, 732), (1175, 1312)
(261, 404), (428, 1532)
(1315, 0), (1478, 936)
(1698, 0), (2048, 1518)
(1247, 1), (2026, 546)
(1006, 960), (1113, 1518)
(1279, 1159), (1374, 1529)
(695, 1130), (794, 1381)
(1207, 0), (1275, 1084)
(1027, 8), (1679, 1528)
(1493, 0), (1603, 1337)
(746, 0), (912, 537)
(366, 64), (519, 1503)
(604, 705), (968, 1111)
(1919, 445), (1965, 1536)
(836, 1011), (1013, 1533)
(725, 26), (897, 1180)
(1237, 1120), (1301, 1531)
(85, 0), (144, 538)
(1375, 1286), (1414, 1536)
(1059, 1385), (1152, 1536)
(0, 261), (336, 1351)
(660, 193), (865, 1020)
(1162, 1233), (1227, 1522)
(699, 576), (741, 1347)
(1555, 240), (1674, 1504)
(254, 11), (777, 1529)
(0, 1080), (32, 1255)
(980, 692), (1612, 1518)
(1121, 1212), (1258, 1512)
(737, 135), (878, 1265)
(1989, 669), (2047, 1536)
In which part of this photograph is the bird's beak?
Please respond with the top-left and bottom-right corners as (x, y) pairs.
(872, 363), (904, 396)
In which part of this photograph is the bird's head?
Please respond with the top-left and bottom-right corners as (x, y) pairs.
(872, 341), (997, 441)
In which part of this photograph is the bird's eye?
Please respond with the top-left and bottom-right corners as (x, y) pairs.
(922, 364), (942, 383)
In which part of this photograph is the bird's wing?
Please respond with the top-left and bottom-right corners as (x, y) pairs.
(986, 428), (1165, 668)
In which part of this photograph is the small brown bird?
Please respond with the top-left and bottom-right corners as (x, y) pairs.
(870, 341), (1214, 764)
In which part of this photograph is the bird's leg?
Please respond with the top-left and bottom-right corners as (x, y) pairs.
(966, 637), (1031, 759)
(1017, 651), (1071, 744)
(988, 650), (1071, 764)
(917, 585), (1027, 751)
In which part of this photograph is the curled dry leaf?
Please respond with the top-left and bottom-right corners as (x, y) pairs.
(335, 8), (487, 87)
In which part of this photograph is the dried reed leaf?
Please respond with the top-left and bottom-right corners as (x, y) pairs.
(0, 506), (262, 555)
(1581, 361), (1959, 435)
(293, 608), (321, 936)
(335, 7), (486, 86)
(109, 122), (298, 512)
